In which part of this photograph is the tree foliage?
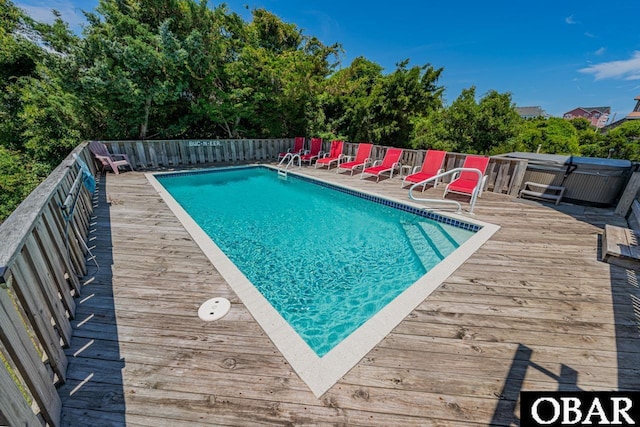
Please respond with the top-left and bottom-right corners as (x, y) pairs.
(1, 0), (43, 149)
(1, 0), (83, 222)
(75, 2), (340, 140)
(320, 57), (443, 146)
(320, 57), (383, 141)
(514, 117), (580, 154)
(581, 120), (640, 161)
(77, 0), (192, 139)
(475, 90), (521, 154)
(411, 87), (521, 155)
(0, 146), (47, 220)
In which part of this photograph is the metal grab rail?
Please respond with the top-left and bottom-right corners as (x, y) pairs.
(408, 167), (484, 214)
(277, 152), (301, 177)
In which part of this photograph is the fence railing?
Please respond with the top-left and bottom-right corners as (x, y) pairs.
(100, 139), (529, 196)
(0, 143), (96, 427)
(443, 151), (529, 197)
(101, 138), (295, 169)
(341, 143), (529, 197)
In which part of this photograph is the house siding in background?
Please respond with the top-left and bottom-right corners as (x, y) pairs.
(626, 95), (640, 120)
(602, 95), (640, 132)
(563, 106), (611, 128)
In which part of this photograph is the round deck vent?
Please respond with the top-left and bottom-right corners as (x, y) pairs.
(198, 297), (231, 321)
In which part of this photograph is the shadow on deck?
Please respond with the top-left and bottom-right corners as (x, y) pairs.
(58, 172), (126, 425)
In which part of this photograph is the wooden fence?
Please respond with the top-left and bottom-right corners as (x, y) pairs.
(340, 143), (529, 197)
(101, 138), (295, 169)
(100, 139), (529, 196)
(0, 143), (96, 426)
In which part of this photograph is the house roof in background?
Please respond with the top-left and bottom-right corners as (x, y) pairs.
(567, 106), (611, 114)
(515, 106), (547, 117)
(628, 95), (640, 118)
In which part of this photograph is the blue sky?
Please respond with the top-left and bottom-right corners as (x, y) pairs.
(16, 0), (640, 121)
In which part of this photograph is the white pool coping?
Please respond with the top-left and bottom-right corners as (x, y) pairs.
(146, 165), (500, 398)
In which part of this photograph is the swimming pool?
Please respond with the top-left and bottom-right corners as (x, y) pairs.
(156, 166), (475, 356)
(148, 165), (499, 396)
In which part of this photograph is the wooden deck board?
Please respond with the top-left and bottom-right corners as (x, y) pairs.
(59, 165), (640, 426)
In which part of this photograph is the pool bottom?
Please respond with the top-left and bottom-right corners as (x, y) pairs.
(147, 166), (500, 398)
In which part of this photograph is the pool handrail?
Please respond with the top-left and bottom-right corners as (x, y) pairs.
(408, 167), (484, 214)
(277, 152), (301, 177)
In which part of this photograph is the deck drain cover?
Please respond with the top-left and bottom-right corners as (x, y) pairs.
(198, 297), (231, 321)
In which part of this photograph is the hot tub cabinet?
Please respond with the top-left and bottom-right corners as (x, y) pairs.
(498, 152), (633, 206)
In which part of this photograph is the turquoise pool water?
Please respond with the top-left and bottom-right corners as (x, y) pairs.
(156, 166), (476, 356)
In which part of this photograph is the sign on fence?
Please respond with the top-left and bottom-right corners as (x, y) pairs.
(187, 140), (222, 147)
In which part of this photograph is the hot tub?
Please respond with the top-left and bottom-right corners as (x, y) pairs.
(498, 152), (633, 206)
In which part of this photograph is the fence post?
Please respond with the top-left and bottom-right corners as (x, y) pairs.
(508, 159), (529, 196)
(615, 171), (640, 217)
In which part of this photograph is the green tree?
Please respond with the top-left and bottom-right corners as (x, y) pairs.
(0, 0), (91, 220)
(0, 0), (43, 149)
(368, 60), (443, 146)
(321, 57), (383, 141)
(581, 121), (640, 161)
(77, 3), (341, 139)
(78, 0), (197, 139)
(321, 58), (443, 145)
(516, 117), (580, 154)
(17, 71), (85, 165)
(409, 109), (453, 151)
(569, 117), (592, 132)
(435, 87), (522, 154)
(474, 90), (521, 154)
(218, 9), (338, 138)
(0, 146), (47, 221)
(440, 87), (479, 153)
(567, 117), (604, 151)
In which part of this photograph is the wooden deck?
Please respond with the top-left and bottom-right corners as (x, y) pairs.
(59, 164), (640, 426)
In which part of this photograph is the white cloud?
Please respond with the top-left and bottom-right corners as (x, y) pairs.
(565, 15), (578, 24)
(584, 32), (596, 38)
(16, 1), (88, 29)
(595, 47), (606, 56)
(18, 4), (53, 22)
(579, 51), (640, 81)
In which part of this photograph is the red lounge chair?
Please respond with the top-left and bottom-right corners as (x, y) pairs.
(336, 143), (373, 175)
(443, 155), (490, 199)
(300, 137), (323, 165)
(278, 136), (305, 160)
(315, 140), (344, 169)
(360, 148), (403, 181)
(89, 141), (135, 174)
(401, 149), (447, 190)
